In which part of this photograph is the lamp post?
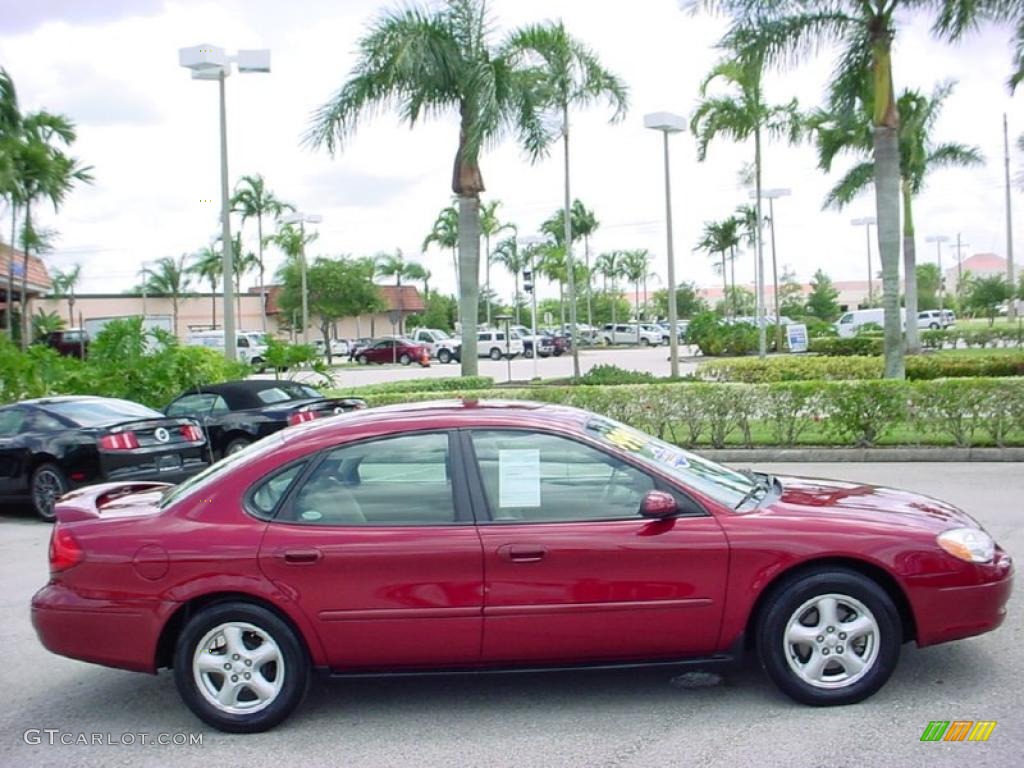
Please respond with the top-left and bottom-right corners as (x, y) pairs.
(926, 235), (950, 310)
(495, 313), (513, 384)
(644, 112), (686, 378)
(852, 216), (877, 306)
(281, 212), (321, 345)
(520, 235), (544, 382)
(953, 234), (970, 294)
(179, 44), (270, 361)
(749, 188), (791, 349)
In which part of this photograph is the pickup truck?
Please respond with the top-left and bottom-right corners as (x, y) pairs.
(409, 328), (462, 364)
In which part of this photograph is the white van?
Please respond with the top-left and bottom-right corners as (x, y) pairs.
(477, 330), (524, 359)
(835, 308), (906, 338)
(187, 330), (269, 369)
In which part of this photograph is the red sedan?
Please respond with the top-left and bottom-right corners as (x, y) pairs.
(353, 338), (429, 366)
(32, 401), (1012, 733)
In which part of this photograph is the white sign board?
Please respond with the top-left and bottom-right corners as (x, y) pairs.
(787, 323), (809, 353)
(498, 449), (541, 508)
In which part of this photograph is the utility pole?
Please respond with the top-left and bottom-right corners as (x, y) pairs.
(1004, 114), (1017, 321)
(953, 234), (969, 294)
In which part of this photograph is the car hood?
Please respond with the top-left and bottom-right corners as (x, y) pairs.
(764, 475), (981, 533)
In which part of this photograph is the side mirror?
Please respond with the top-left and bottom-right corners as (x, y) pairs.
(640, 490), (678, 519)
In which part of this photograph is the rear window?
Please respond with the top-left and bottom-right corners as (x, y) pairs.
(255, 384), (321, 404)
(160, 433), (287, 509)
(42, 399), (163, 427)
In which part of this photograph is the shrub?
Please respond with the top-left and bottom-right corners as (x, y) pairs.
(820, 380), (908, 447)
(809, 337), (884, 356)
(329, 376), (494, 397)
(760, 382), (822, 445)
(686, 312), (759, 356)
(578, 365), (658, 386)
(803, 317), (839, 338)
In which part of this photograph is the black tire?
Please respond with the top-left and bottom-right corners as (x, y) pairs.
(251, 357), (266, 373)
(31, 463), (68, 522)
(489, 347), (502, 361)
(929, 323), (940, 330)
(438, 349), (452, 364)
(224, 437), (251, 457)
(173, 601), (309, 733)
(356, 354), (369, 365)
(641, 337), (651, 346)
(399, 353), (412, 365)
(756, 569), (901, 707)
(524, 346), (534, 359)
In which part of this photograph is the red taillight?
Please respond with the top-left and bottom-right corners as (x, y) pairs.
(49, 526), (83, 574)
(181, 424), (204, 442)
(289, 411), (317, 426)
(98, 431), (139, 451)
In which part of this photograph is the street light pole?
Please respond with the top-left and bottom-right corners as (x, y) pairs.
(1004, 114), (1017, 321)
(953, 234), (970, 293)
(751, 187), (791, 350)
(926, 235), (950, 311)
(644, 112), (686, 378)
(282, 212), (322, 345)
(852, 216), (877, 306)
(179, 44), (270, 361)
(520, 235), (544, 382)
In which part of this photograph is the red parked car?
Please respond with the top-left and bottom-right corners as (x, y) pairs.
(353, 338), (429, 366)
(32, 401), (1012, 733)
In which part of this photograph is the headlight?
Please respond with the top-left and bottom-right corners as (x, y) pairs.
(937, 528), (995, 564)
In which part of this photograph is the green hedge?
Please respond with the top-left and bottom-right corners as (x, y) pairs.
(355, 378), (1024, 449)
(809, 337), (884, 356)
(698, 351), (1024, 383)
(328, 376), (493, 397)
(921, 327), (1024, 349)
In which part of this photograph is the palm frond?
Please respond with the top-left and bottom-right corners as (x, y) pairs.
(823, 160), (873, 211)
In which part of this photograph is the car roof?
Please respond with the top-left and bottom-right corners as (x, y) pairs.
(13, 395), (119, 407)
(280, 399), (590, 443)
(174, 380), (317, 410)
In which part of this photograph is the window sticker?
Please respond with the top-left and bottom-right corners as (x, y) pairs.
(498, 449), (541, 508)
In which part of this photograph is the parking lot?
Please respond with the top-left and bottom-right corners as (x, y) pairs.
(0, 462), (1018, 768)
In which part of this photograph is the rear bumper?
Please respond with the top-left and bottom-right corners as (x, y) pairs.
(911, 551), (1014, 647)
(100, 458), (207, 486)
(31, 582), (171, 673)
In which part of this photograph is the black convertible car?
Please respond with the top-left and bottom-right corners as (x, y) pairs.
(164, 380), (366, 460)
(0, 396), (209, 520)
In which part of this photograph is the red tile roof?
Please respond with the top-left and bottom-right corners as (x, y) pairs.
(0, 242), (52, 295)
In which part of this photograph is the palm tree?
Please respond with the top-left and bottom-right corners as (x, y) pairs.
(230, 174), (293, 333)
(375, 249), (422, 335)
(538, 241), (568, 326)
(405, 262), (431, 303)
(492, 236), (529, 324)
(1, 68), (22, 336)
(571, 200), (599, 329)
(696, 218), (741, 318)
(691, 51), (802, 357)
(620, 249), (650, 344)
(479, 200), (515, 325)
(810, 80), (983, 353)
(190, 246), (223, 328)
(217, 233), (258, 323)
(141, 255), (192, 337)
(507, 21), (628, 377)
(595, 250), (625, 328)
(50, 263), (81, 328)
(422, 203), (460, 287)
(702, 0), (1014, 377)
(305, 0), (551, 376)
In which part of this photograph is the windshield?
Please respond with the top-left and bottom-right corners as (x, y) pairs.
(584, 415), (756, 508)
(431, 329), (451, 340)
(44, 399), (164, 427)
(159, 433), (286, 509)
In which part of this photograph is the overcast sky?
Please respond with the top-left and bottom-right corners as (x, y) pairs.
(2, 0), (1023, 301)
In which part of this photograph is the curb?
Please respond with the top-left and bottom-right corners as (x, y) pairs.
(699, 447), (1024, 463)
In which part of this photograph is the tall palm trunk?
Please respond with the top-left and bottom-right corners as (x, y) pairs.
(20, 199), (31, 350)
(583, 234), (593, 329)
(729, 245), (737, 318)
(559, 282), (565, 326)
(754, 126), (766, 357)
(209, 278), (217, 329)
(484, 232), (492, 326)
(456, 194), (480, 376)
(720, 252), (728, 314)
(634, 279), (641, 344)
(561, 110), (581, 378)
(257, 215), (266, 333)
(67, 291), (74, 329)
(610, 277), (617, 327)
(901, 179), (920, 353)
(871, 40), (905, 379)
(451, 247), (459, 289)
(513, 272), (520, 324)
(4, 203), (15, 335)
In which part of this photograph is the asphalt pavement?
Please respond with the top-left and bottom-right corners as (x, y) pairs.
(0, 462), (1019, 768)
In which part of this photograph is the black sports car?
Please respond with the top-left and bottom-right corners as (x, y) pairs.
(0, 396), (209, 520)
(164, 380), (366, 460)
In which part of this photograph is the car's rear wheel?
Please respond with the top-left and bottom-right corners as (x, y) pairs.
(489, 347), (502, 360)
(756, 569), (900, 706)
(173, 602), (309, 733)
(641, 337), (651, 346)
(224, 437), (251, 457)
(356, 354), (369, 365)
(929, 322), (940, 330)
(399, 353), (411, 365)
(31, 463), (68, 522)
(438, 349), (452, 364)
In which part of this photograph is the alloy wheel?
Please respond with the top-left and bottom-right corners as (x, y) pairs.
(32, 468), (66, 520)
(783, 593), (880, 689)
(192, 622), (285, 715)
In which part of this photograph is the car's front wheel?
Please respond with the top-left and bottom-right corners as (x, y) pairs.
(756, 569), (900, 706)
(173, 602), (309, 733)
(489, 347), (502, 361)
(437, 349), (452, 364)
(399, 353), (412, 365)
(356, 354), (369, 365)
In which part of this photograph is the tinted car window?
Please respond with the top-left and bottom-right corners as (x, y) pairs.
(256, 388), (294, 405)
(166, 393), (219, 417)
(285, 432), (453, 525)
(470, 430), (654, 523)
(249, 462), (306, 519)
(42, 399), (163, 427)
(0, 408), (26, 437)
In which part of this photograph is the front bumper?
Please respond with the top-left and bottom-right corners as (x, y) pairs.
(31, 582), (172, 673)
(911, 549), (1014, 647)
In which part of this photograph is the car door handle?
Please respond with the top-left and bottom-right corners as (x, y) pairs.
(281, 549), (322, 565)
(498, 544), (548, 563)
